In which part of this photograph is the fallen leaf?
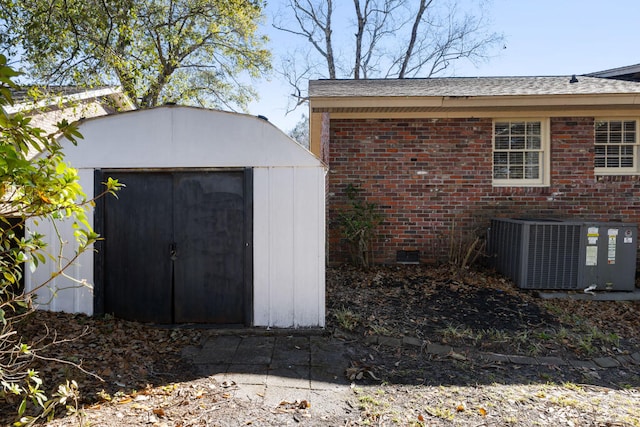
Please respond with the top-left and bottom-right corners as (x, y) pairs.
(117, 397), (132, 404)
(418, 414), (424, 421)
(479, 407), (487, 416)
(153, 408), (165, 417)
(456, 404), (465, 412)
(298, 400), (311, 409)
(131, 403), (150, 410)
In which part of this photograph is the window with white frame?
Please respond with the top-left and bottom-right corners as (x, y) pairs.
(594, 119), (638, 174)
(493, 119), (549, 186)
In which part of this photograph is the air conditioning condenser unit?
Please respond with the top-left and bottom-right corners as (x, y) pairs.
(488, 218), (637, 291)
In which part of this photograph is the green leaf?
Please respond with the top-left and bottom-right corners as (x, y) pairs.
(17, 398), (26, 417)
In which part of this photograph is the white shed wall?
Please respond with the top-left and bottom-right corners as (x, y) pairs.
(252, 166), (326, 328)
(26, 169), (95, 314)
(25, 107), (326, 327)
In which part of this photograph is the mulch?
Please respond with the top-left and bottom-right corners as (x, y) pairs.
(1, 264), (639, 426)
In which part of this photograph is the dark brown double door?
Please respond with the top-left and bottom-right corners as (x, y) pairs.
(95, 170), (252, 324)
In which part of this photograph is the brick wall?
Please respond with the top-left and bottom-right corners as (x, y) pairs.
(327, 117), (640, 265)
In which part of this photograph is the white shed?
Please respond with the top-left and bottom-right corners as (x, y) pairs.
(25, 106), (326, 328)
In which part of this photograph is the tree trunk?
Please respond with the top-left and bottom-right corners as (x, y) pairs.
(398, 0), (431, 78)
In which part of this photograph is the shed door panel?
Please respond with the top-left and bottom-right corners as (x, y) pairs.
(103, 173), (174, 323)
(102, 171), (246, 324)
(173, 172), (245, 323)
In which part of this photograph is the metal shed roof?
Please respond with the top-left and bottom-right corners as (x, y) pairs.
(61, 106), (324, 169)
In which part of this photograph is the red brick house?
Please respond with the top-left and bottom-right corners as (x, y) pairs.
(308, 75), (640, 265)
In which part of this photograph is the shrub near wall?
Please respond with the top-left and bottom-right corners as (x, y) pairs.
(327, 117), (640, 265)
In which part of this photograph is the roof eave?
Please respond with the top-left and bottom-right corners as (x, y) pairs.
(310, 93), (640, 110)
(3, 86), (135, 114)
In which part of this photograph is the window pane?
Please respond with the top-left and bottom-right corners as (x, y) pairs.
(509, 165), (523, 179)
(621, 156), (634, 167)
(624, 132), (636, 143)
(610, 121), (622, 132)
(525, 152), (539, 165)
(610, 132), (622, 143)
(493, 165), (507, 179)
(494, 152), (508, 163)
(625, 121), (636, 132)
(524, 166), (539, 179)
(526, 122), (541, 135)
(495, 123), (509, 135)
(595, 121), (609, 132)
(509, 152), (523, 164)
(607, 157), (620, 167)
(495, 136), (510, 149)
(493, 152), (508, 178)
(511, 136), (525, 149)
(526, 135), (541, 149)
(595, 132), (609, 144)
(511, 122), (525, 135)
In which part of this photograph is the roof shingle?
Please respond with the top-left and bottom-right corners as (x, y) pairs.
(308, 76), (640, 98)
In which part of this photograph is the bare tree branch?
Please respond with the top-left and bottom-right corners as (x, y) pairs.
(274, 0), (504, 108)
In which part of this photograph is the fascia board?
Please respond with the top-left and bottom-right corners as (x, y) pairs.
(310, 94), (640, 110)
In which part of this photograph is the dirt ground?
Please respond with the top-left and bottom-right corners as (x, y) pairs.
(2, 264), (640, 426)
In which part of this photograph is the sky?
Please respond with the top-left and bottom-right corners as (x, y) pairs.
(247, 0), (640, 133)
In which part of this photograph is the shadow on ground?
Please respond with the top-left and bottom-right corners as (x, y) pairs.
(3, 264), (640, 425)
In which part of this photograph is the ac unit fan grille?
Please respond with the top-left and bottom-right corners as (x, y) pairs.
(525, 224), (581, 289)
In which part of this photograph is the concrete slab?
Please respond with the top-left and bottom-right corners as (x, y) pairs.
(508, 355), (538, 365)
(233, 383), (267, 403)
(593, 357), (620, 368)
(271, 336), (310, 368)
(479, 352), (510, 363)
(426, 343), (453, 355)
(308, 389), (354, 417)
(194, 363), (229, 378)
(310, 365), (348, 390)
(195, 335), (242, 364)
(263, 385), (311, 408)
(182, 328), (640, 425)
(224, 363), (270, 385)
(537, 356), (568, 366)
(568, 359), (599, 370)
(268, 365), (310, 389)
(233, 336), (275, 365)
(538, 290), (640, 301)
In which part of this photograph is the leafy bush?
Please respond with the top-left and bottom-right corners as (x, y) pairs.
(0, 55), (121, 425)
(338, 184), (383, 269)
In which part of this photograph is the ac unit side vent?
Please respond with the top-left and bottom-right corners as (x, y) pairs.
(489, 218), (637, 291)
(525, 224), (581, 289)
